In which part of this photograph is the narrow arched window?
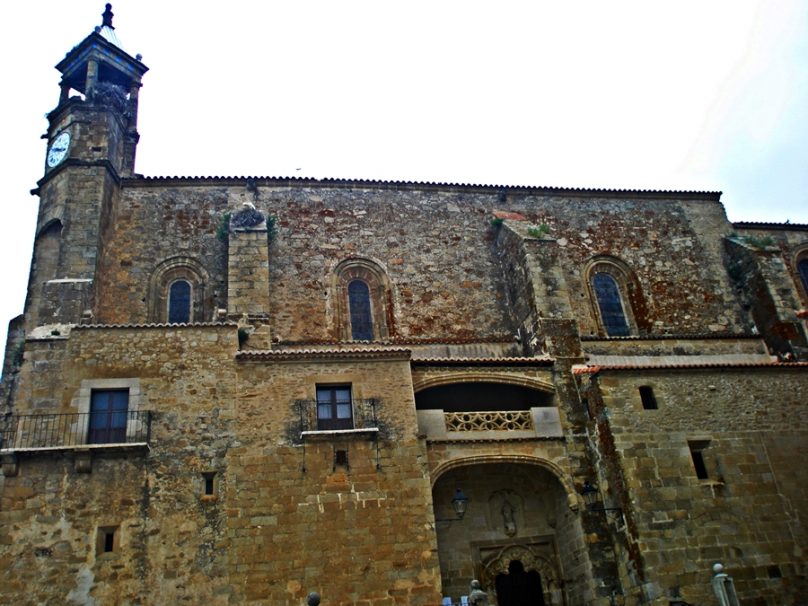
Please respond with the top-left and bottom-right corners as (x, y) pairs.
(168, 280), (191, 324)
(592, 272), (630, 336)
(348, 280), (373, 340)
(799, 258), (808, 295)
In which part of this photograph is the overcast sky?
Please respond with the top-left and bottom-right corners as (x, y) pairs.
(1, 1), (806, 352)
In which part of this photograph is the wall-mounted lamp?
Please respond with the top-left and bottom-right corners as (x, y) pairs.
(581, 481), (623, 521)
(435, 489), (470, 523)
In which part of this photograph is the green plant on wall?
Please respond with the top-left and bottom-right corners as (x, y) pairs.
(490, 217), (504, 228)
(216, 212), (232, 243)
(266, 215), (278, 244)
(527, 223), (551, 238)
(742, 234), (774, 250)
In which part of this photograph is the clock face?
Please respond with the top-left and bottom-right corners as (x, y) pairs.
(47, 131), (71, 168)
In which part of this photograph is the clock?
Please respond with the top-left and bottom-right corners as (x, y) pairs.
(46, 131), (71, 168)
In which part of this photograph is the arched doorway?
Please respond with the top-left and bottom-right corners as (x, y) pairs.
(432, 462), (582, 605)
(495, 559), (544, 606)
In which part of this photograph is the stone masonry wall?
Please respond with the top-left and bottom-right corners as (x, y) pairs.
(229, 356), (440, 604)
(91, 182), (749, 343)
(734, 225), (808, 308)
(497, 193), (746, 336)
(1, 327), (442, 605)
(593, 367), (808, 604)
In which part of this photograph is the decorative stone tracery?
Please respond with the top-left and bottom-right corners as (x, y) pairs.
(445, 410), (534, 432)
(480, 543), (564, 606)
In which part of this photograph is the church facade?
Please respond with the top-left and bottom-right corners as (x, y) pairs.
(2, 6), (808, 605)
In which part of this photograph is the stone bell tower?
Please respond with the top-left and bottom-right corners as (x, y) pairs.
(26, 4), (148, 331)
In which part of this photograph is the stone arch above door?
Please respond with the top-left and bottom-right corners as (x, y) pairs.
(430, 455), (580, 512)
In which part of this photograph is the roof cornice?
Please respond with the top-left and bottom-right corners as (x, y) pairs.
(122, 175), (722, 201)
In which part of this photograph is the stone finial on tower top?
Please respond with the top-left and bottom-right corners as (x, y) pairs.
(102, 4), (114, 29)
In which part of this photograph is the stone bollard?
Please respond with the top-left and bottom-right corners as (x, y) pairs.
(306, 591), (321, 606)
(711, 563), (739, 606)
(468, 579), (488, 605)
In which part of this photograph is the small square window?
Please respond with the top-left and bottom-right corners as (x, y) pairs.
(334, 448), (349, 470)
(96, 526), (118, 555)
(639, 386), (658, 410)
(316, 386), (353, 430)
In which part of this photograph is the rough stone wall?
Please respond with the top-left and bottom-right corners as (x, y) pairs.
(94, 185), (229, 325)
(734, 225), (808, 308)
(497, 193), (746, 336)
(1, 327), (443, 605)
(227, 226), (271, 318)
(1, 326), (239, 604)
(591, 367), (808, 604)
(581, 336), (767, 357)
(92, 182), (751, 343)
(725, 238), (808, 358)
(228, 357), (440, 604)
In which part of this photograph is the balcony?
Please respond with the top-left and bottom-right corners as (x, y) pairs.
(414, 381), (562, 441)
(0, 411), (152, 453)
(417, 408), (563, 441)
(293, 397), (382, 442)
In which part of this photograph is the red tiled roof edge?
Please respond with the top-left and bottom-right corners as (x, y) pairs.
(236, 348), (412, 361)
(574, 361), (808, 374)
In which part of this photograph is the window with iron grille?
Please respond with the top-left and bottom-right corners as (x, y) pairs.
(316, 386), (353, 430)
(89, 390), (129, 444)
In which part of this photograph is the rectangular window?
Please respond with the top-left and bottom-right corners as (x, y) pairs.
(96, 526), (118, 555)
(639, 386), (658, 410)
(89, 390), (129, 444)
(689, 441), (710, 479)
(316, 386), (353, 430)
(202, 472), (216, 496)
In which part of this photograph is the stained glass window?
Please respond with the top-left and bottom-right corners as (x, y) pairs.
(592, 272), (630, 336)
(348, 280), (373, 340)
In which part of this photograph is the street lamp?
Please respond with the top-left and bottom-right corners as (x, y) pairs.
(435, 488), (470, 523)
(581, 481), (623, 520)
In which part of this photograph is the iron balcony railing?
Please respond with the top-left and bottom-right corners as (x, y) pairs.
(0, 411), (152, 451)
(293, 397), (383, 438)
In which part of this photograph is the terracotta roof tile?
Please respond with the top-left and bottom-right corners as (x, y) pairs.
(125, 175), (721, 200)
(573, 361), (808, 373)
(411, 356), (553, 366)
(236, 348), (411, 361)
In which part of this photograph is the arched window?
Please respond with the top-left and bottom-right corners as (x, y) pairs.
(592, 272), (630, 336)
(332, 258), (394, 341)
(168, 280), (191, 324)
(148, 257), (210, 323)
(348, 280), (373, 340)
(584, 256), (643, 337)
(798, 257), (808, 296)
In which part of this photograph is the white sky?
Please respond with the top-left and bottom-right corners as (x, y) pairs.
(1, 1), (807, 352)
